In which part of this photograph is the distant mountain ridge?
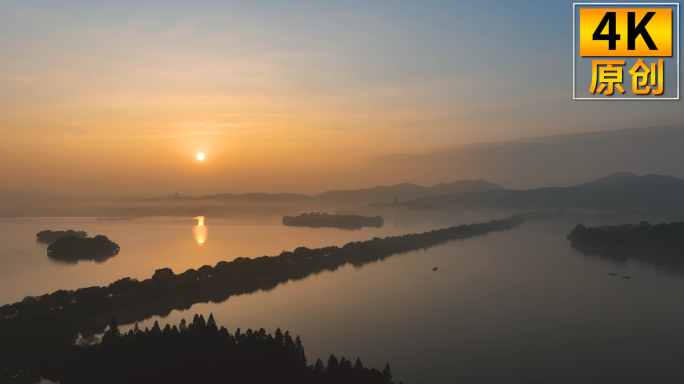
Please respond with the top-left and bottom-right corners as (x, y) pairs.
(198, 193), (314, 202)
(416, 174), (684, 210)
(129, 192), (315, 203)
(366, 201), (446, 211)
(314, 180), (503, 204)
(573, 172), (636, 188)
(125, 180), (503, 205)
(374, 125), (684, 190)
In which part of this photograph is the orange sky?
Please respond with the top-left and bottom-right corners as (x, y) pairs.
(1, 1), (682, 195)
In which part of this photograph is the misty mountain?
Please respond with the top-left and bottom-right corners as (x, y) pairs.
(573, 172), (636, 188)
(129, 193), (314, 203)
(198, 193), (314, 202)
(366, 201), (446, 211)
(128, 180), (504, 206)
(416, 174), (684, 211)
(374, 125), (684, 190)
(314, 180), (502, 205)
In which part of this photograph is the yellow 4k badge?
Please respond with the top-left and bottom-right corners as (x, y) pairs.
(573, 4), (679, 100)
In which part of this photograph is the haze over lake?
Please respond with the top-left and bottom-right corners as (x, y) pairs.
(2, 1), (684, 382)
(0, 215), (481, 305)
(4, 214), (684, 383)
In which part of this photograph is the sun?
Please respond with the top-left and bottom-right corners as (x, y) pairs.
(196, 153), (205, 161)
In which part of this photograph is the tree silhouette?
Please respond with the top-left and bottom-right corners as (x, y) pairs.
(101, 317), (121, 344)
(150, 320), (161, 335)
(295, 335), (306, 365)
(354, 357), (364, 372)
(109, 317), (120, 336)
(327, 354), (339, 374)
(284, 331), (295, 353)
(2, 313), (400, 383)
(313, 358), (326, 374)
(383, 363), (393, 382)
(207, 313), (218, 332)
(339, 356), (352, 372)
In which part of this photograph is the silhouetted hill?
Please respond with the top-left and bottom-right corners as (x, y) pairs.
(199, 192), (314, 202)
(374, 125), (684, 189)
(417, 174), (684, 210)
(130, 192), (314, 203)
(314, 180), (502, 205)
(573, 172), (636, 188)
(366, 201), (446, 211)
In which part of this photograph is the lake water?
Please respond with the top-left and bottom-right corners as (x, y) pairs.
(0, 215), (476, 305)
(3, 216), (684, 383)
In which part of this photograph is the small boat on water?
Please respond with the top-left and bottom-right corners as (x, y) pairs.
(623, 276), (631, 279)
(432, 267), (438, 271)
(609, 273), (617, 276)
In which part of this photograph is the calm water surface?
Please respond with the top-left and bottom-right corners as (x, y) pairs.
(3, 217), (684, 383)
(0, 215), (470, 305)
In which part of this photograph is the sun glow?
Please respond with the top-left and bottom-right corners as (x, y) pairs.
(196, 153), (205, 161)
(194, 216), (206, 245)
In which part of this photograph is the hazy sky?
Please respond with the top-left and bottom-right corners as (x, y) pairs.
(1, 0), (682, 194)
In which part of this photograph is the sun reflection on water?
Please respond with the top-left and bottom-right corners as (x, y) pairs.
(194, 216), (207, 245)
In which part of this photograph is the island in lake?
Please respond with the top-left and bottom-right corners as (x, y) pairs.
(36, 229), (88, 243)
(283, 212), (384, 230)
(47, 235), (120, 264)
(567, 221), (684, 267)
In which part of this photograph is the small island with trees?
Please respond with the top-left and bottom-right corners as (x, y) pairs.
(567, 221), (684, 267)
(47, 235), (121, 264)
(283, 212), (384, 230)
(36, 230), (88, 243)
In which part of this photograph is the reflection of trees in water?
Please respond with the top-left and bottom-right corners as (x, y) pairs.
(48, 252), (118, 265)
(567, 222), (684, 268)
(194, 216), (207, 245)
(0, 215), (523, 374)
(47, 235), (120, 264)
